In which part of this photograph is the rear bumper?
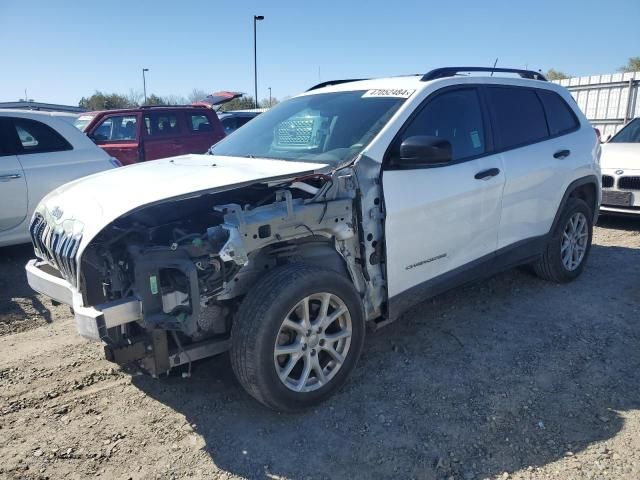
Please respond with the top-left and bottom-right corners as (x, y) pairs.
(25, 259), (141, 341)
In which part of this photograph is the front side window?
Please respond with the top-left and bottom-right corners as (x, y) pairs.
(144, 113), (180, 136)
(12, 118), (72, 154)
(610, 118), (640, 143)
(209, 91), (406, 166)
(487, 87), (549, 150)
(537, 90), (579, 136)
(393, 88), (486, 162)
(93, 115), (138, 141)
(189, 114), (212, 132)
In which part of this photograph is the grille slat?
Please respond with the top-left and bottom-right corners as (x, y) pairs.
(602, 175), (614, 188)
(618, 176), (640, 191)
(29, 214), (81, 287)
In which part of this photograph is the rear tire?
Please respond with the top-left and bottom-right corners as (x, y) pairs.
(533, 197), (593, 283)
(230, 263), (365, 412)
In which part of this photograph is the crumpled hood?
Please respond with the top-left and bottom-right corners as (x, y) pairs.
(600, 143), (640, 170)
(34, 154), (326, 259)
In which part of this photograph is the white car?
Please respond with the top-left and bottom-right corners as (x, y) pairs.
(0, 110), (118, 247)
(600, 117), (640, 214)
(25, 67), (600, 411)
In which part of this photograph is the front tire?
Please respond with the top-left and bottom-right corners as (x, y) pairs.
(230, 263), (365, 412)
(533, 197), (593, 282)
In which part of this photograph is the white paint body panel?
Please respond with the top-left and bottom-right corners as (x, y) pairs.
(383, 155), (505, 297)
(0, 110), (115, 247)
(34, 154), (327, 273)
(497, 126), (599, 248)
(600, 143), (640, 213)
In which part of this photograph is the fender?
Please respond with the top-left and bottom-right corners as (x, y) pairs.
(549, 175), (599, 234)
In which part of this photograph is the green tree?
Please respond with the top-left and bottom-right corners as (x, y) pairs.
(218, 95), (257, 112)
(618, 57), (640, 73)
(143, 94), (167, 106)
(545, 69), (570, 81)
(79, 91), (134, 110)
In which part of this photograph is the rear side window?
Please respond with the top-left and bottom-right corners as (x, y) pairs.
(487, 87), (548, 150)
(12, 118), (72, 154)
(144, 113), (180, 136)
(188, 114), (212, 132)
(537, 90), (579, 136)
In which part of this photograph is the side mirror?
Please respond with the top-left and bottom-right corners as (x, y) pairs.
(397, 136), (452, 167)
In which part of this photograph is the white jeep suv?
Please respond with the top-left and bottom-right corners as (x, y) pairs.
(25, 67), (601, 411)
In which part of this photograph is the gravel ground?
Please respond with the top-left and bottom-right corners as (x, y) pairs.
(1, 216), (639, 480)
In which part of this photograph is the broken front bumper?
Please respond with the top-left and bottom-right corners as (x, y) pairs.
(25, 259), (141, 341)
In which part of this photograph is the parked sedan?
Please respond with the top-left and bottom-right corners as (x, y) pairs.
(600, 117), (640, 214)
(0, 110), (118, 247)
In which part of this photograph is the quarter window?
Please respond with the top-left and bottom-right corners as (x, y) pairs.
(487, 87), (549, 149)
(537, 90), (579, 136)
(12, 118), (72, 154)
(188, 114), (212, 132)
(93, 115), (138, 141)
(397, 88), (486, 161)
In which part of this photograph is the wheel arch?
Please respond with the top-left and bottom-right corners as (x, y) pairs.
(550, 175), (599, 233)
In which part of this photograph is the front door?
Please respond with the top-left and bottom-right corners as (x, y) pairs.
(91, 113), (141, 165)
(381, 87), (505, 314)
(0, 119), (27, 231)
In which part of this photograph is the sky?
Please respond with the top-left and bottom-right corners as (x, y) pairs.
(1, 0), (639, 106)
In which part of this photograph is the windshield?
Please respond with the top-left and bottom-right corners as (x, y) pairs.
(609, 118), (640, 143)
(209, 90), (405, 165)
(74, 114), (95, 131)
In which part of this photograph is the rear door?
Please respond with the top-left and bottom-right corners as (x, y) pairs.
(382, 86), (505, 308)
(90, 113), (141, 165)
(0, 118), (28, 232)
(486, 86), (581, 249)
(142, 111), (185, 160)
(184, 110), (225, 154)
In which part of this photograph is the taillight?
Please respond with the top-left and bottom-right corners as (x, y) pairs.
(109, 157), (123, 168)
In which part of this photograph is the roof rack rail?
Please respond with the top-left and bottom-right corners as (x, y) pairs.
(306, 79), (367, 92)
(139, 104), (206, 109)
(421, 67), (547, 82)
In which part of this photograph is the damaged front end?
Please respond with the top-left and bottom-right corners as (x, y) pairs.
(58, 169), (379, 376)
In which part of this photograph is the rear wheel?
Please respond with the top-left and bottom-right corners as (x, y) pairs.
(230, 263), (365, 411)
(533, 197), (593, 282)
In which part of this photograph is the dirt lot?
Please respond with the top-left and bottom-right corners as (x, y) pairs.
(1, 217), (639, 480)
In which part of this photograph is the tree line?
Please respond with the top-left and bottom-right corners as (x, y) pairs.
(78, 88), (279, 111)
(546, 56), (640, 81)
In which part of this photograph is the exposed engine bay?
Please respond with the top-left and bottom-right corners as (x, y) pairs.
(71, 161), (386, 374)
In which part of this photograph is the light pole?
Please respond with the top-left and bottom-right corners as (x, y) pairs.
(253, 15), (264, 109)
(268, 87), (272, 107)
(142, 68), (149, 104)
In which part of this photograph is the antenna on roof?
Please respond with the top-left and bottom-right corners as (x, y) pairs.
(490, 58), (498, 77)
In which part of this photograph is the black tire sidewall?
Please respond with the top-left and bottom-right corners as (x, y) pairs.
(548, 198), (593, 281)
(235, 265), (365, 411)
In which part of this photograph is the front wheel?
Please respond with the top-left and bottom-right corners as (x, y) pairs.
(533, 197), (593, 282)
(230, 263), (365, 411)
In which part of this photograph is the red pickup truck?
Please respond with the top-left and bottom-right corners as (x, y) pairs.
(76, 106), (225, 165)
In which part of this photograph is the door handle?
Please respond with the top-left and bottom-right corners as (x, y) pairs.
(0, 173), (22, 182)
(474, 168), (500, 180)
(553, 149), (571, 159)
